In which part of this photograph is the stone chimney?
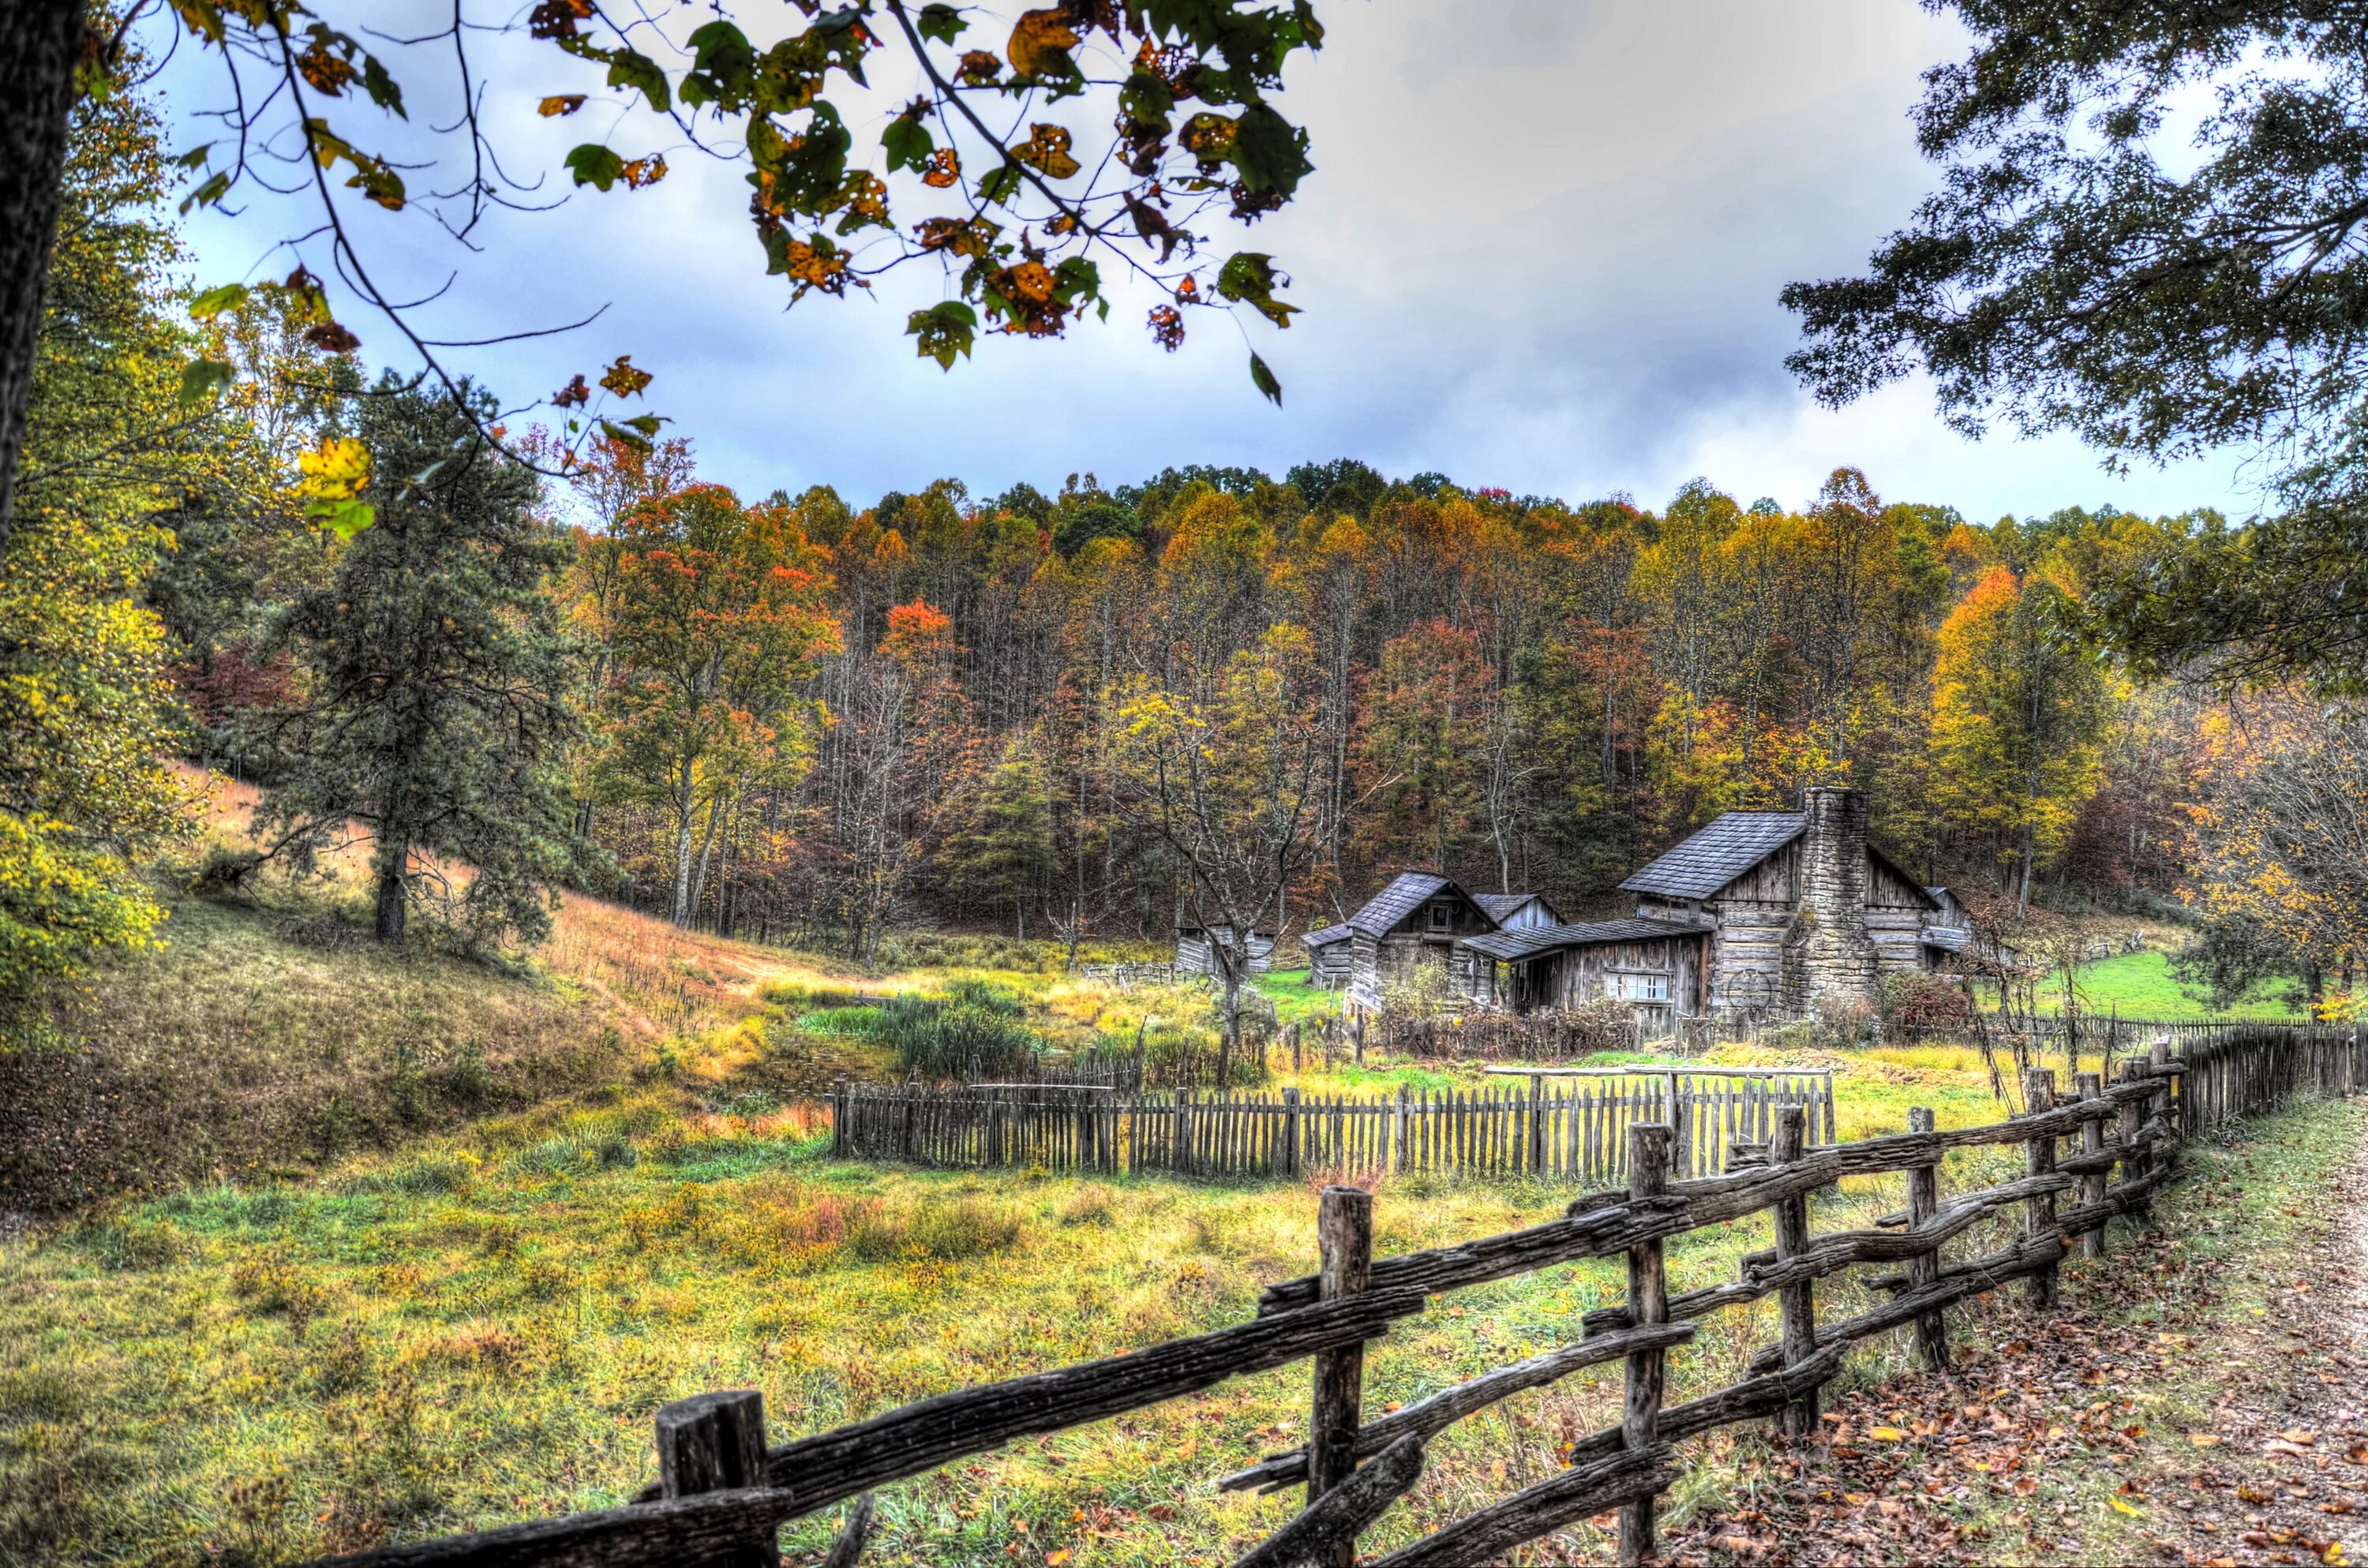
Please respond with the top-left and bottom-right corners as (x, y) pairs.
(1783, 786), (1879, 1012)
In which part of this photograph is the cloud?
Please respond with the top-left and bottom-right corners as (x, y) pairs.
(163, 1), (2261, 521)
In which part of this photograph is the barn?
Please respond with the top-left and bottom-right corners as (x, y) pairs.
(1616, 786), (1958, 1015)
(1460, 917), (1710, 1032)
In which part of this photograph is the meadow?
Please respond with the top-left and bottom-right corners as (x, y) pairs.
(0, 948), (2214, 1568)
(2, 767), (2341, 1566)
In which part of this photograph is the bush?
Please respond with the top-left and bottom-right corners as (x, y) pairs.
(1878, 971), (1973, 1034)
(864, 992), (1040, 1080)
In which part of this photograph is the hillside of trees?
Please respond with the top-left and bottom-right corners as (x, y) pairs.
(8, 43), (2359, 1031)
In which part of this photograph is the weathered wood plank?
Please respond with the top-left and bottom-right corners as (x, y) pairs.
(1227, 1435), (1426, 1568)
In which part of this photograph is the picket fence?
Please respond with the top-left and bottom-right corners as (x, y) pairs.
(831, 1068), (1838, 1183)
(310, 1024), (2366, 1568)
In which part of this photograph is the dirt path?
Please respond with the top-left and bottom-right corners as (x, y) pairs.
(1659, 1118), (2368, 1567)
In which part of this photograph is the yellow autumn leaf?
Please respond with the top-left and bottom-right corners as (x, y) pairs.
(2190, 1432), (2222, 1446)
(1044, 1551), (1072, 1566)
(2108, 1494), (2143, 1515)
(295, 436), (370, 501)
(1006, 8), (1077, 77)
(1868, 1426), (1906, 1441)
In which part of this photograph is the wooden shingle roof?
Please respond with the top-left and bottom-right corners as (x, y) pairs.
(1301, 922), (1352, 949)
(1345, 871), (1456, 936)
(1617, 811), (1805, 900)
(1474, 892), (1557, 923)
(1463, 918), (1704, 962)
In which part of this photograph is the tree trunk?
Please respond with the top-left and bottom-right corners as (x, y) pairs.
(671, 765), (699, 927)
(374, 840), (409, 943)
(687, 791), (727, 930)
(2015, 821), (2036, 917)
(0, 0), (84, 552)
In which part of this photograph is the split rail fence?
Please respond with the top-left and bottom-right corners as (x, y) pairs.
(831, 1068), (1838, 1183)
(314, 1024), (2362, 1568)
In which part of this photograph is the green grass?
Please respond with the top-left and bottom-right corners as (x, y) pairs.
(1250, 967), (1343, 1028)
(0, 1042), (2087, 1567)
(2037, 947), (2306, 1020)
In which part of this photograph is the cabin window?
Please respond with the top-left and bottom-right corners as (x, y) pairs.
(1608, 970), (1670, 1002)
(1428, 901), (1451, 931)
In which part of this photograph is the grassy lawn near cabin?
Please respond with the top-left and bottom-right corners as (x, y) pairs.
(2035, 947), (2307, 1022)
(0, 1031), (2184, 1568)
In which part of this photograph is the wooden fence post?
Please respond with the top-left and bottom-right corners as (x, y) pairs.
(1770, 1105), (1818, 1437)
(1619, 1123), (1673, 1567)
(1309, 1185), (1375, 1568)
(2024, 1069), (2059, 1309)
(1282, 1087), (1302, 1179)
(1527, 1072), (1547, 1175)
(1905, 1107), (1947, 1370)
(653, 1390), (773, 1568)
(1395, 1082), (1411, 1173)
(2149, 1033), (2173, 1196)
(2074, 1070), (2106, 1259)
(830, 1079), (847, 1158)
(1354, 1012), (1367, 1065)
(1292, 1023), (1303, 1073)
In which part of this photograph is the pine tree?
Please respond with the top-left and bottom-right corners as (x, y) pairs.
(245, 380), (582, 946)
(942, 740), (1056, 936)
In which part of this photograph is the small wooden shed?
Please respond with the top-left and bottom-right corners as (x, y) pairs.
(1302, 872), (1499, 1003)
(1173, 924), (1275, 977)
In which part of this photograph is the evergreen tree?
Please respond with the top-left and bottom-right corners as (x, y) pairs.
(245, 380), (581, 946)
(941, 740), (1057, 937)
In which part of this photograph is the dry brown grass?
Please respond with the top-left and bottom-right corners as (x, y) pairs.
(0, 769), (865, 1214)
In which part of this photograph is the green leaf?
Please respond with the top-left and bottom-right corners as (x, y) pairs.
(360, 53), (406, 118)
(1250, 351), (1282, 406)
(177, 170), (231, 214)
(682, 20), (757, 110)
(616, 413), (666, 438)
(172, 143), (213, 170)
(308, 497), (377, 541)
(189, 283), (249, 320)
(1217, 252), (1300, 328)
(916, 4), (966, 44)
(883, 115), (935, 175)
(907, 300), (978, 370)
(565, 144), (626, 191)
(606, 49), (671, 113)
(978, 163), (1024, 206)
(1231, 103), (1311, 197)
(597, 417), (654, 452)
(1051, 256), (1101, 305)
(178, 358), (236, 405)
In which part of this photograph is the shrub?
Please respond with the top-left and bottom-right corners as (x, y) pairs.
(866, 993), (1041, 1080)
(1878, 971), (1973, 1034)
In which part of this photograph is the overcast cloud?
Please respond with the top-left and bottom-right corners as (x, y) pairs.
(166, 1), (2266, 521)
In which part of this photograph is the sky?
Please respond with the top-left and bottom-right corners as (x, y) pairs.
(162, 1), (2270, 522)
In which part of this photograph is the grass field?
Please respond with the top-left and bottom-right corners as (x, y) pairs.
(0, 1021), (2129, 1568)
(2035, 948), (2306, 1021)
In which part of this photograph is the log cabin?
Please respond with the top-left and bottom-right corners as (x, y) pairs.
(1298, 872), (1503, 1004)
(1614, 786), (1955, 1015)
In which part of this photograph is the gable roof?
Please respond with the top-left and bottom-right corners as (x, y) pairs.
(1345, 871), (1482, 937)
(1474, 892), (1559, 923)
(1619, 811), (1805, 900)
(1463, 917), (1704, 962)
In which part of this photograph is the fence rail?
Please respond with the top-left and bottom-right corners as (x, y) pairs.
(831, 1069), (1838, 1182)
(314, 1023), (2364, 1568)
